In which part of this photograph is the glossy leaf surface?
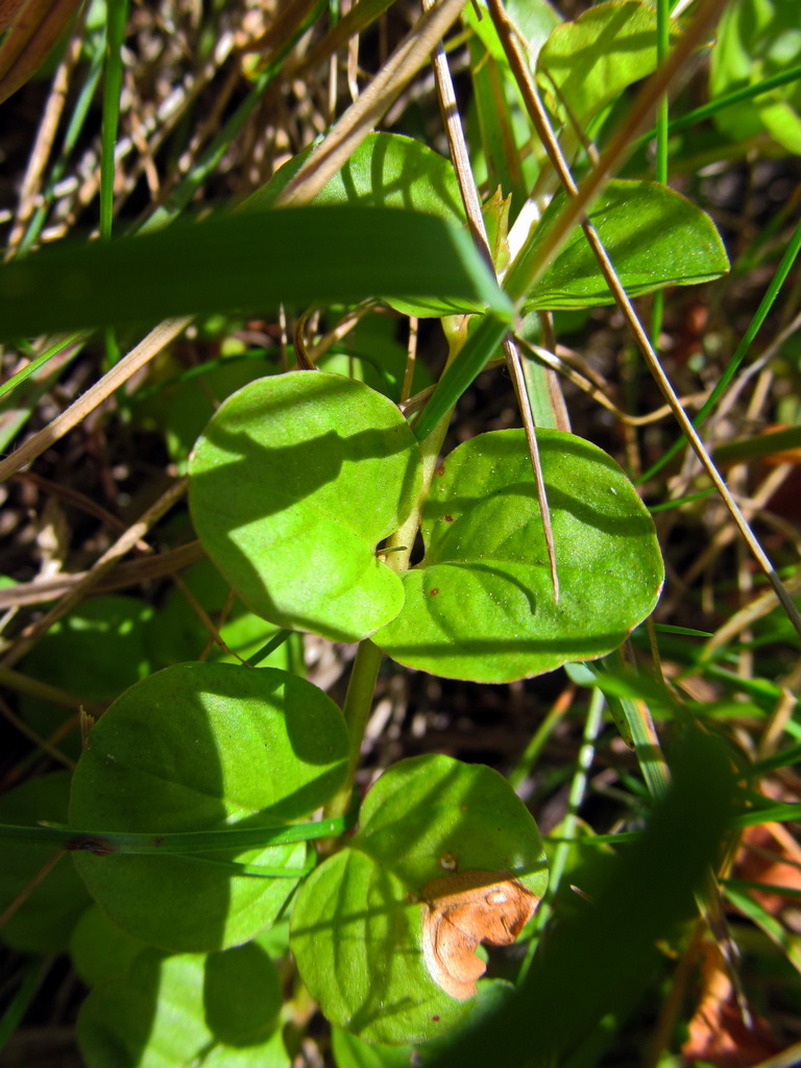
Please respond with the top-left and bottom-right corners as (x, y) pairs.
(290, 755), (547, 1045)
(70, 662), (348, 951)
(536, 1), (680, 133)
(520, 181), (729, 310)
(374, 429), (664, 682)
(189, 371), (423, 642)
(77, 945), (288, 1068)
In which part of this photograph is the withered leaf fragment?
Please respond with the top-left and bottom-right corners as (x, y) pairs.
(421, 869), (540, 1001)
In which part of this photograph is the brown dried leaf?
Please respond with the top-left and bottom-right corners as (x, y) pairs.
(682, 942), (781, 1068)
(0, 0), (26, 33)
(736, 782), (801, 933)
(0, 0), (83, 105)
(421, 869), (540, 1001)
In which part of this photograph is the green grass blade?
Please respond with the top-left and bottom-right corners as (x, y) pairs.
(99, 0), (128, 240)
(412, 314), (510, 440)
(0, 811), (355, 853)
(633, 62), (801, 149)
(0, 332), (84, 402)
(712, 425), (801, 466)
(0, 207), (510, 338)
(732, 802), (801, 828)
(749, 742), (801, 777)
(723, 883), (801, 973)
(0, 958), (49, 1054)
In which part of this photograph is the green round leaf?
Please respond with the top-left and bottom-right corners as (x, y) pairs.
(0, 771), (90, 952)
(292, 848), (472, 1046)
(70, 905), (147, 987)
(518, 180), (729, 310)
(70, 662), (349, 951)
(78, 951), (207, 1068)
(77, 946), (285, 1068)
(202, 1031), (290, 1068)
(290, 755), (547, 1045)
(203, 943), (281, 1046)
(188, 372), (422, 642)
(330, 980), (516, 1067)
(373, 429), (664, 682)
(251, 131), (466, 222)
(356, 755), (548, 890)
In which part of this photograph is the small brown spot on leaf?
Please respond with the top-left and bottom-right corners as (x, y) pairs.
(444, 514), (454, 522)
(429, 588), (439, 596)
(67, 836), (116, 857)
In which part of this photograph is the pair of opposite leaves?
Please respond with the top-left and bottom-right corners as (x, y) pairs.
(422, 869), (540, 1000)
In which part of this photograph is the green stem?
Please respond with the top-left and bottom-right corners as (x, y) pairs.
(324, 640), (384, 822)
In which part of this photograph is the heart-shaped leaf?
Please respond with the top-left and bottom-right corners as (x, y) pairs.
(373, 429), (664, 682)
(290, 755), (547, 1045)
(70, 662), (349, 951)
(188, 371), (423, 642)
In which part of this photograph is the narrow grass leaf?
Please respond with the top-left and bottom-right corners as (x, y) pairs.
(0, 207), (511, 339)
(413, 314), (510, 441)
